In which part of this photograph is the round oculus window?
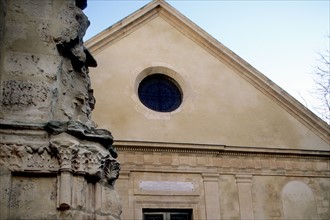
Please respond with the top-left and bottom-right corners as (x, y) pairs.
(138, 74), (182, 112)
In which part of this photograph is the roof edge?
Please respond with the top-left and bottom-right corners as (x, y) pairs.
(85, 0), (163, 52)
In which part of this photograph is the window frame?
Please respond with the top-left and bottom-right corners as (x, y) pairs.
(143, 208), (193, 220)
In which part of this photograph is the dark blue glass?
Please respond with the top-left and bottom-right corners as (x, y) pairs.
(138, 74), (182, 112)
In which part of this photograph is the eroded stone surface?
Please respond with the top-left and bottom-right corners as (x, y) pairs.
(2, 80), (50, 110)
(1, 0), (96, 125)
(0, 0), (121, 219)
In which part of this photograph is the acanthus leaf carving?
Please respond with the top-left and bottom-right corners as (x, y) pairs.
(72, 148), (89, 174)
(49, 138), (79, 172)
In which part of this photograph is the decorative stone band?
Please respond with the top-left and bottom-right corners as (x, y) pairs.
(114, 140), (329, 177)
(0, 134), (120, 183)
(114, 140), (330, 159)
(0, 143), (57, 172)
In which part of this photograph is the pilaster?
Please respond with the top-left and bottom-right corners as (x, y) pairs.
(203, 173), (221, 220)
(236, 174), (254, 220)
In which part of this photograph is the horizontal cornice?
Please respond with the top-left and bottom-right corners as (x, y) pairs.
(114, 140), (330, 159)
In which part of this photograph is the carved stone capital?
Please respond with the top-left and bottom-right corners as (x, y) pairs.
(50, 135), (80, 172)
(49, 133), (120, 182)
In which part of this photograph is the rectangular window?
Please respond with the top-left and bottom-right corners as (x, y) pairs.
(143, 209), (192, 220)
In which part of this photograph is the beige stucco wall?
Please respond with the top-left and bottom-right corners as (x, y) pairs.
(89, 16), (328, 150)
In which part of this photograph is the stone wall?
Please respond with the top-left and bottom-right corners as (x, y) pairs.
(0, 0), (121, 219)
(114, 141), (329, 220)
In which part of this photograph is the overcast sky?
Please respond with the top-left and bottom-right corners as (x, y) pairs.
(83, 0), (329, 118)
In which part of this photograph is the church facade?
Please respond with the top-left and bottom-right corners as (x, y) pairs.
(85, 1), (330, 219)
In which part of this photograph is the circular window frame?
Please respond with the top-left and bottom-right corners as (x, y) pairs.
(135, 66), (184, 113)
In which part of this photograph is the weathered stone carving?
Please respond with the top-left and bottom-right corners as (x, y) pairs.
(46, 120), (117, 158)
(0, 0), (121, 219)
(48, 132), (121, 215)
(48, 132), (119, 178)
(0, 129), (121, 219)
(25, 145), (57, 170)
(0, 144), (25, 171)
(0, 143), (58, 172)
(46, 0), (97, 125)
(2, 80), (49, 110)
(102, 155), (121, 187)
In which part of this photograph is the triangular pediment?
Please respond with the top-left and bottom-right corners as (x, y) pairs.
(86, 0), (329, 149)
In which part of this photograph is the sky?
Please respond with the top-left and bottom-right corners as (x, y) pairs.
(83, 0), (330, 119)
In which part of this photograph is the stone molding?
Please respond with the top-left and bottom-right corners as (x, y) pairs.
(235, 174), (253, 184)
(114, 140), (330, 159)
(115, 141), (329, 177)
(202, 173), (220, 182)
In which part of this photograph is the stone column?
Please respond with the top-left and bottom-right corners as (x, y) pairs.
(52, 137), (79, 209)
(0, 0), (121, 219)
(236, 174), (254, 220)
(203, 173), (221, 220)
